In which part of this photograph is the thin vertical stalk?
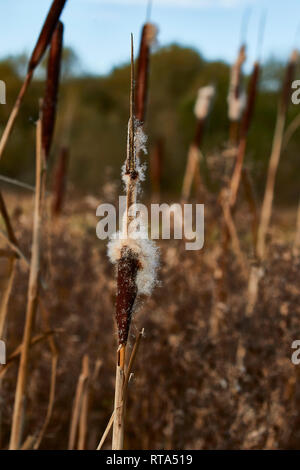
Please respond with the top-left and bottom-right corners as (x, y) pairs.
(9, 110), (45, 450)
(257, 50), (298, 260)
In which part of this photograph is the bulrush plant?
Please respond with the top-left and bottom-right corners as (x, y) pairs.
(227, 44), (247, 146)
(136, 22), (157, 123)
(0, 0), (67, 161)
(256, 49), (298, 260)
(52, 146), (69, 217)
(181, 85), (215, 202)
(247, 49), (298, 316)
(42, 21), (64, 161)
(107, 36), (159, 450)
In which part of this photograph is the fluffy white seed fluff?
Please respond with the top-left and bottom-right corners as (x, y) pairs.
(108, 121), (159, 297)
(108, 215), (159, 296)
(227, 89), (246, 121)
(122, 119), (147, 191)
(194, 85), (215, 120)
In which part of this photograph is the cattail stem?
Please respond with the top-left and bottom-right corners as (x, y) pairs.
(9, 109), (45, 450)
(257, 50), (297, 260)
(112, 345), (126, 450)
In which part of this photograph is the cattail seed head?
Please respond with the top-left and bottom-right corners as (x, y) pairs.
(42, 21), (64, 160)
(136, 23), (157, 123)
(28, 0), (67, 73)
(240, 61), (260, 138)
(52, 145), (69, 216)
(194, 85), (215, 121)
(115, 248), (140, 345)
(227, 44), (247, 121)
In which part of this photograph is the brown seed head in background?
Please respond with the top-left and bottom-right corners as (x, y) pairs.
(42, 21), (64, 160)
(28, 0), (67, 72)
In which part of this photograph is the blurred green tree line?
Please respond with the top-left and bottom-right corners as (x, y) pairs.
(0, 44), (299, 203)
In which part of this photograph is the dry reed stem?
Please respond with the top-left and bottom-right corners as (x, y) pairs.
(257, 50), (297, 260)
(0, 191), (18, 338)
(0, 0), (67, 161)
(181, 144), (201, 202)
(97, 329), (144, 450)
(0, 257), (16, 339)
(68, 355), (89, 450)
(42, 21), (64, 160)
(112, 345), (126, 450)
(33, 299), (59, 449)
(9, 110), (45, 450)
(0, 330), (57, 379)
(241, 168), (258, 251)
(77, 356), (90, 450)
(20, 435), (36, 450)
(220, 190), (248, 279)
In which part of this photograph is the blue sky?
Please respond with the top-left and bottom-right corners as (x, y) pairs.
(0, 0), (299, 75)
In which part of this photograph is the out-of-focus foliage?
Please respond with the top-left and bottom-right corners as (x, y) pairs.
(0, 44), (299, 203)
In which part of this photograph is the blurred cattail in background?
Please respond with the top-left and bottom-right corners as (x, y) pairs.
(182, 85), (215, 202)
(150, 138), (164, 201)
(136, 22), (157, 123)
(247, 49), (298, 316)
(257, 49), (298, 261)
(0, 0), (67, 161)
(42, 21), (64, 161)
(227, 45), (247, 145)
(52, 146), (69, 217)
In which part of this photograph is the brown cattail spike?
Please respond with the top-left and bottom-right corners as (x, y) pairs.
(52, 146), (69, 216)
(136, 23), (157, 122)
(42, 21), (64, 160)
(240, 61), (260, 139)
(28, 0), (67, 72)
(116, 248), (140, 345)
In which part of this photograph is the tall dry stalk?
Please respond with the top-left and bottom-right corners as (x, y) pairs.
(9, 108), (46, 450)
(246, 50), (298, 316)
(256, 50), (298, 260)
(68, 355), (90, 450)
(0, 0), (67, 161)
(107, 36), (158, 450)
(182, 85), (215, 202)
